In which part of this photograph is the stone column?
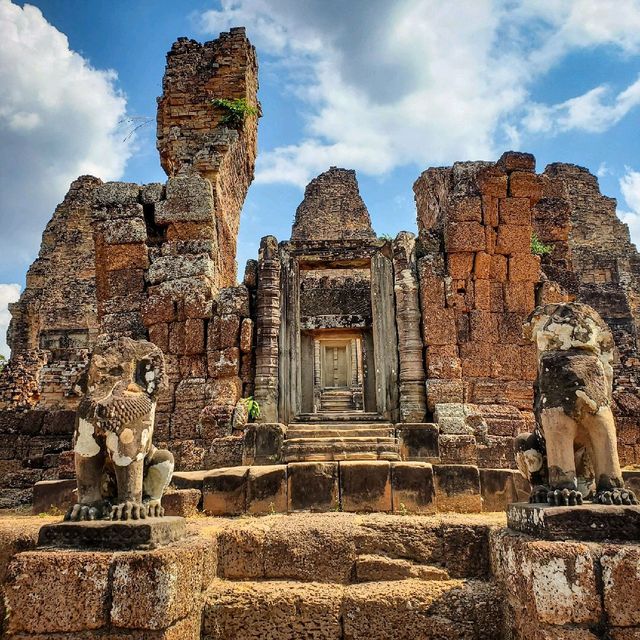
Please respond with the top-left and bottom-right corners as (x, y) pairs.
(392, 232), (427, 422)
(253, 236), (281, 423)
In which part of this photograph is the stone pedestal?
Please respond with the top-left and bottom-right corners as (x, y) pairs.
(508, 502), (640, 541)
(38, 516), (186, 550)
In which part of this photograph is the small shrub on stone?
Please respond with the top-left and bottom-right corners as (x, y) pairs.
(531, 233), (553, 256)
(212, 97), (258, 127)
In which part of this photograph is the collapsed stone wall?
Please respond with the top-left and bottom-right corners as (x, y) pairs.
(414, 152), (541, 469)
(2, 175), (101, 411)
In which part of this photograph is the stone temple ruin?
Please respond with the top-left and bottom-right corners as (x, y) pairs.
(2, 27), (640, 640)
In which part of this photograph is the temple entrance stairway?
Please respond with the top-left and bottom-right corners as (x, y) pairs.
(199, 512), (504, 639)
(283, 412), (401, 462)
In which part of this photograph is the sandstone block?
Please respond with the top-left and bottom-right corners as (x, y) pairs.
(422, 306), (456, 346)
(207, 347), (240, 377)
(445, 221), (486, 253)
(496, 223), (532, 255)
(32, 479), (76, 514)
(450, 196), (482, 222)
(426, 379), (465, 412)
(482, 195), (499, 227)
(287, 462), (339, 512)
(499, 197), (532, 225)
(497, 151), (536, 173)
(433, 464), (482, 512)
(155, 175), (214, 223)
(509, 252), (541, 282)
(202, 466), (249, 516)
(391, 462), (436, 513)
(243, 422), (286, 465)
(477, 165), (508, 197)
(246, 465), (288, 515)
(510, 170), (544, 200)
(218, 285), (250, 316)
(5, 551), (111, 633)
(490, 254), (508, 281)
(141, 182), (164, 204)
(340, 461), (392, 512)
(162, 488), (201, 517)
(100, 242), (149, 271)
(480, 468), (530, 511)
(110, 539), (212, 630)
(426, 344), (461, 379)
(447, 252), (474, 279)
(439, 434), (478, 465)
(473, 251), (491, 278)
(397, 423), (440, 460)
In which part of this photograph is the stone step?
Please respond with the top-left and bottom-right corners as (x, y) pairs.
(295, 412), (386, 423)
(283, 436), (401, 462)
(286, 427), (394, 439)
(354, 554), (450, 582)
(202, 578), (502, 639)
(215, 511), (493, 581)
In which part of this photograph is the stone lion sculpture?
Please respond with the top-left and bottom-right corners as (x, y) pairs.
(516, 302), (637, 506)
(65, 337), (174, 521)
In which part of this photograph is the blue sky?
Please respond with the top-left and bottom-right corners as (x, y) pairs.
(2, 0), (640, 355)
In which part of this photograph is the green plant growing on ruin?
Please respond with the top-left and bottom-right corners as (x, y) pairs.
(531, 233), (553, 257)
(378, 233), (393, 242)
(398, 502), (409, 516)
(0, 354), (5, 373)
(242, 396), (261, 421)
(212, 97), (258, 127)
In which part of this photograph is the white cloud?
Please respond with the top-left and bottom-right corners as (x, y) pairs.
(523, 77), (640, 134)
(0, 0), (132, 268)
(619, 167), (640, 249)
(597, 162), (612, 178)
(199, 0), (640, 187)
(0, 283), (20, 358)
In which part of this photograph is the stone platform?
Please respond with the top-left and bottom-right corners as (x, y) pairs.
(38, 516), (186, 550)
(507, 502), (640, 541)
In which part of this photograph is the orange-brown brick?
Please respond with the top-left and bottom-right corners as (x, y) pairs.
(490, 282), (504, 312)
(496, 224), (532, 256)
(477, 166), (508, 197)
(485, 227), (497, 254)
(426, 345), (462, 379)
(508, 254), (540, 282)
(504, 281), (535, 313)
(422, 306), (457, 346)
(460, 342), (493, 378)
(490, 255), (508, 281)
(482, 196), (498, 226)
(418, 259), (446, 306)
(450, 197), (482, 222)
(520, 345), (538, 380)
(491, 344), (522, 380)
(509, 171), (543, 202)
(499, 198), (531, 226)
(474, 279), (491, 311)
(149, 323), (169, 352)
(184, 318), (205, 354)
(448, 253), (474, 279)
(473, 252), (491, 278)
(470, 310), (499, 343)
(445, 221), (486, 253)
(99, 242), (149, 271)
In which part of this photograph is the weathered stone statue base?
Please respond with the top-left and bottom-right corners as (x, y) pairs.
(38, 516), (186, 550)
(508, 501), (640, 541)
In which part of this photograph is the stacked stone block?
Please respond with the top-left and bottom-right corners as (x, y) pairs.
(414, 152), (541, 468)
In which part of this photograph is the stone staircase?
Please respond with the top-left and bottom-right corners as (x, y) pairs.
(320, 389), (356, 412)
(283, 415), (401, 462)
(199, 513), (503, 639)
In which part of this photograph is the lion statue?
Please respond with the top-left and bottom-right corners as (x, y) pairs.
(516, 302), (637, 507)
(65, 337), (174, 521)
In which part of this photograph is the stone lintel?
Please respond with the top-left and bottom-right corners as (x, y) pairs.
(37, 516), (186, 550)
(507, 502), (640, 541)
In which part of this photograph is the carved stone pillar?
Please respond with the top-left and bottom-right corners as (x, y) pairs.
(392, 232), (427, 422)
(253, 236), (281, 422)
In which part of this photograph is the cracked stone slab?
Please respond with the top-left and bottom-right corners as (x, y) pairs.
(37, 516), (186, 550)
(507, 502), (640, 541)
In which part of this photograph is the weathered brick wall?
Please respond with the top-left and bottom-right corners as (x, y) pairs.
(291, 167), (376, 241)
(533, 163), (640, 465)
(414, 152), (541, 468)
(157, 28), (259, 288)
